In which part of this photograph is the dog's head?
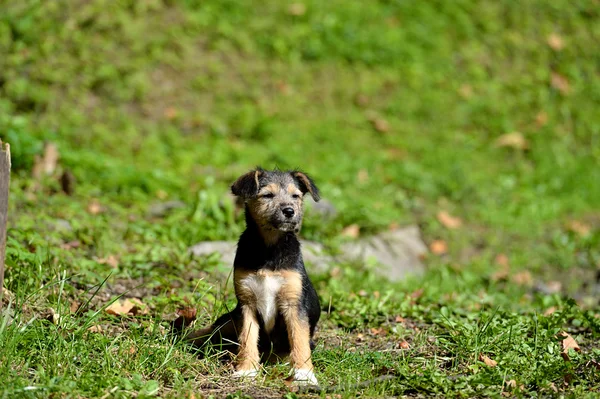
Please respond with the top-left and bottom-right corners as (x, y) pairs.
(231, 168), (320, 235)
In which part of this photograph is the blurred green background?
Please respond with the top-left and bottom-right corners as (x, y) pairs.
(1, 0), (599, 397)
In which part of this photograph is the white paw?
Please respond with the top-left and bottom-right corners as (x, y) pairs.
(233, 369), (258, 379)
(292, 368), (319, 386)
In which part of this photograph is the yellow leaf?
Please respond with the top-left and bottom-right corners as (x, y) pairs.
(479, 354), (497, 367)
(495, 132), (529, 150)
(437, 210), (463, 229)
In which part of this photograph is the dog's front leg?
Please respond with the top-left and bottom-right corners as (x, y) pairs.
(279, 271), (319, 386)
(233, 304), (260, 378)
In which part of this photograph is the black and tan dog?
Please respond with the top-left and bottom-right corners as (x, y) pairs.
(187, 168), (321, 385)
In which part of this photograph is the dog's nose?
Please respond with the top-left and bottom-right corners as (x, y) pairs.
(282, 207), (295, 218)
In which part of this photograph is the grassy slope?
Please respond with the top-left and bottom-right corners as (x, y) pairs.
(1, 0), (599, 397)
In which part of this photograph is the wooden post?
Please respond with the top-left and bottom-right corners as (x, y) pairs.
(0, 139), (10, 306)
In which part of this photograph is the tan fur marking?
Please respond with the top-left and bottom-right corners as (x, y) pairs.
(278, 271), (314, 370)
(287, 183), (302, 196)
(259, 183), (280, 195)
(236, 304), (260, 372)
(253, 170), (261, 192)
(293, 172), (315, 198)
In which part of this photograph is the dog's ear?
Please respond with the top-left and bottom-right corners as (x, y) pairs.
(293, 171), (320, 202)
(231, 168), (263, 199)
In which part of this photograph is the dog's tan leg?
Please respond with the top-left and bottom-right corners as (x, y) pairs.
(279, 271), (318, 385)
(233, 305), (260, 378)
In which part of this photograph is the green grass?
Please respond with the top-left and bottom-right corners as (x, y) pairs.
(1, 0), (599, 397)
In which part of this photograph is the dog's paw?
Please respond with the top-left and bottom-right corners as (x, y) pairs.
(232, 369), (259, 379)
(292, 368), (319, 386)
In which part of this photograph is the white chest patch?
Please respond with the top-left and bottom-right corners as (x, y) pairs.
(241, 274), (285, 333)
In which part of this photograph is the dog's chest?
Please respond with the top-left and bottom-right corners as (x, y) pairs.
(241, 273), (285, 333)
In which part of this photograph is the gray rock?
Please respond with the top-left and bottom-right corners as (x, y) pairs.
(147, 201), (186, 217)
(189, 225), (427, 281)
(189, 240), (237, 267)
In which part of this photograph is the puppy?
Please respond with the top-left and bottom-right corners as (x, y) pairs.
(187, 168), (321, 385)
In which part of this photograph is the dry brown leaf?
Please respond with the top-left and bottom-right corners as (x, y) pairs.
(288, 3), (306, 16)
(129, 298), (149, 316)
(70, 300), (81, 314)
(495, 253), (510, 268)
(495, 132), (529, 150)
(87, 200), (103, 215)
(399, 340), (410, 349)
(547, 33), (564, 51)
(357, 169), (369, 183)
(430, 239), (448, 255)
(506, 379), (517, 389)
(544, 306), (557, 316)
(395, 316), (405, 323)
(354, 93), (370, 107)
(97, 255), (119, 268)
(458, 84), (473, 99)
(164, 106), (178, 120)
(105, 299), (137, 316)
(511, 271), (533, 286)
(551, 72), (571, 95)
(410, 288), (424, 300)
(358, 289), (368, 297)
(371, 118), (390, 133)
(88, 325), (103, 333)
(437, 210), (463, 229)
(370, 327), (385, 336)
(566, 220), (591, 237)
(535, 111), (548, 128)
(479, 354), (498, 367)
(32, 142), (60, 180)
(559, 331), (580, 361)
(341, 224), (360, 238)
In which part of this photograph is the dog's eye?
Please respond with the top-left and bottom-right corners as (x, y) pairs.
(292, 194), (301, 199)
(261, 193), (275, 199)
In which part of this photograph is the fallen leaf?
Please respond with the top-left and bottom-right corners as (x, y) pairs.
(164, 106), (178, 120)
(87, 200), (103, 215)
(479, 354), (497, 367)
(395, 316), (405, 323)
(566, 220), (591, 237)
(358, 289), (368, 297)
(511, 271), (533, 286)
(105, 299), (137, 316)
(96, 255), (119, 268)
(544, 306), (557, 316)
(506, 379), (517, 389)
(329, 266), (342, 277)
(60, 240), (81, 250)
(437, 210), (463, 229)
(559, 331), (580, 361)
(372, 118), (390, 133)
(399, 340), (410, 349)
(545, 281), (562, 294)
(430, 239), (448, 255)
(458, 84), (473, 99)
(547, 33), (564, 51)
(357, 169), (369, 183)
(551, 72), (571, 95)
(410, 288), (424, 300)
(88, 325), (103, 333)
(70, 300), (81, 313)
(495, 132), (529, 150)
(495, 253), (510, 268)
(354, 93), (370, 107)
(370, 327), (384, 336)
(288, 3), (306, 16)
(341, 224), (360, 238)
(129, 298), (149, 316)
(32, 142), (60, 179)
(356, 333), (364, 342)
(535, 111), (548, 128)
